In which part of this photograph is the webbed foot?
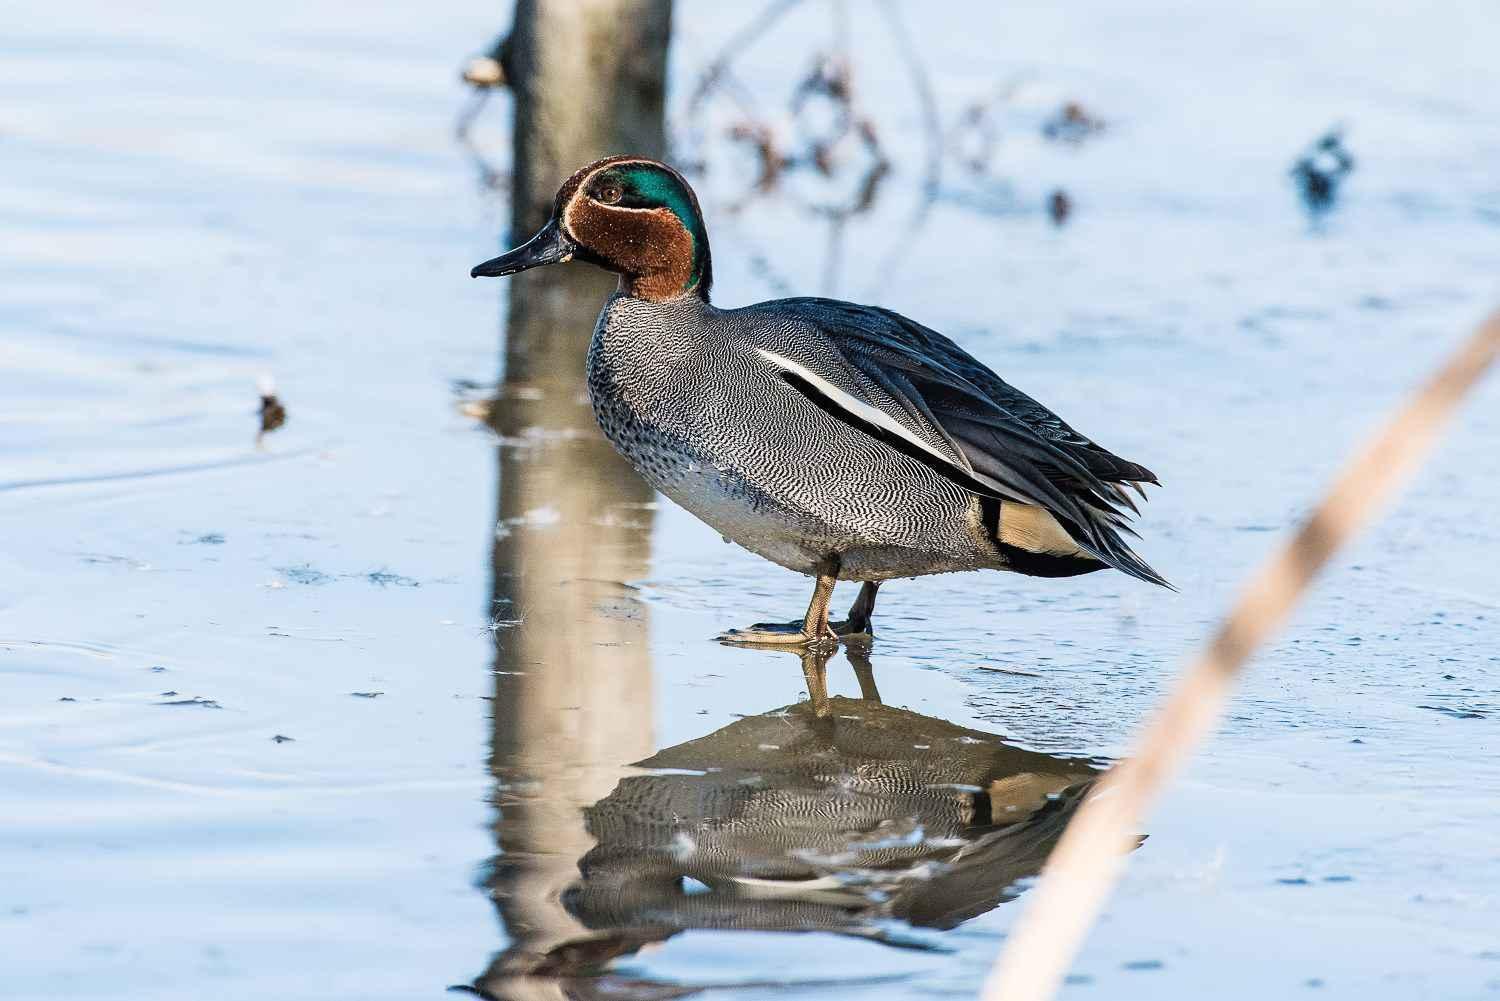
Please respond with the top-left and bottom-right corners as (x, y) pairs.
(716, 618), (839, 648)
(716, 574), (876, 649)
(827, 618), (873, 643)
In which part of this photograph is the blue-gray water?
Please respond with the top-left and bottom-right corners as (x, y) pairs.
(3, 2), (1499, 999)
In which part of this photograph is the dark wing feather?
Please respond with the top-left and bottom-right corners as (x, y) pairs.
(775, 299), (1170, 589)
(856, 305), (1158, 485)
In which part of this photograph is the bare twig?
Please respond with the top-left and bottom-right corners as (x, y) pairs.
(727, 122), (786, 192)
(858, 0), (942, 295)
(454, 88), (492, 142)
(875, 0), (941, 199)
(687, 0), (806, 116)
(982, 308), (1500, 1001)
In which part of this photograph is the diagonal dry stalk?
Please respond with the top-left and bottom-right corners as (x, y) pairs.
(982, 309), (1500, 1001)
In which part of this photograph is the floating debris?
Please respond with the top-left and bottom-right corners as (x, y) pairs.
(1047, 188), (1072, 226)
(57, 696), (76, 702)
(1291, 128), (1355, 217)
(1121, 959), (1165, 971)
(157, 696), (222, 708)
(276, 564), (332, 586)
(1042, 101), (1106, 144)
(257, 374), (286, 440)
(271, 734), (295, 744)
(366, 569), (419, 588)
(349, 691), (384, 699)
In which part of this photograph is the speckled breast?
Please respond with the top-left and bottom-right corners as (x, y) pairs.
(585, 300), (832, 575)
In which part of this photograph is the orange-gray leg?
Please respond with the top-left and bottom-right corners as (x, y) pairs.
(717, 573), (840, 648)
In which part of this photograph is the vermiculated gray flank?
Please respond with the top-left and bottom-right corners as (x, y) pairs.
(588, 292), (1167, 586)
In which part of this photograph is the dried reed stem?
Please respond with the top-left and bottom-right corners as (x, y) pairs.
(982, 309), (1500, 1001)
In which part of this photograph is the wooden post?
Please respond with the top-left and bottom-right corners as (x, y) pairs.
(476, 1), (671, 989)
(502, 0), (673, 388)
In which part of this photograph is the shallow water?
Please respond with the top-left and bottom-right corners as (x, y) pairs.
(3, 2), (1500, 999)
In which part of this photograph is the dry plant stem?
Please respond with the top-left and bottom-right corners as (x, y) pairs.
(982, 309), (1500, 1001)
(875, 0), (941, 198)
(687, 0), (804, 115)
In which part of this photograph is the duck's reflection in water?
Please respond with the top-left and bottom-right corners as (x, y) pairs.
(474, 645), (1101, 1000)
(576, 647), (1099, 939)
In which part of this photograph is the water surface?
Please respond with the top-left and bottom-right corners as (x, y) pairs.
(3, 2), (1499, 999)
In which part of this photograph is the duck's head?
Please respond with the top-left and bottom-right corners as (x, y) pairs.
(471, 156), (711, 302)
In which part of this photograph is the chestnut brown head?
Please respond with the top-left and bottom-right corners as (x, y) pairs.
(471, 156), (712, 303)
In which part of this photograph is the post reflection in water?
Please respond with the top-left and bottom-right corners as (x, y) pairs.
(479, 258), (659, 999)
(473, 267), (1105, 992)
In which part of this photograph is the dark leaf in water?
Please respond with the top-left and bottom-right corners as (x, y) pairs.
(1047, 189), (1072, 226)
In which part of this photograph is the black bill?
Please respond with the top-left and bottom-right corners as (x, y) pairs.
(470, 220), (575, 278)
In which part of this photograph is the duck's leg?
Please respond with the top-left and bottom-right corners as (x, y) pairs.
(830, 581), (880, 639)
(845, 645), (882, 702)
(716, 572), (840, 647)
(800, 647), (832, 716)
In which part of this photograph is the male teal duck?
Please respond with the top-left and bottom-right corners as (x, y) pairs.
(472, 156), (1169, 646)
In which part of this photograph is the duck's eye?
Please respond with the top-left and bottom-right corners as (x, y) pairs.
(597, 183), (623, 205)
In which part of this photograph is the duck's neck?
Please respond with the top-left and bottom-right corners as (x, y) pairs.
(612, 285), (714, 317)
(618, 269), (711, 305)
(614, 212), (712, 303)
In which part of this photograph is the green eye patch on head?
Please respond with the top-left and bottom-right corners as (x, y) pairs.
(594, 163), (712, 295)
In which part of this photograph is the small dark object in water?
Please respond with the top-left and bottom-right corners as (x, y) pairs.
(1042, 101), (1106, 144)
(58, 696), (76, 702)
(349, 691), (384, 699)
(257, 374), (286, 440)
(157, 696), (222, 708)
(1047, 189), (1072, 225)
(1291, 128), (1355, 216)
(259, 396), (285, 435)
(271, 734), (295, 743)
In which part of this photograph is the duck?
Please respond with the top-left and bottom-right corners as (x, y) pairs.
(471, 155), (1168, 646)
